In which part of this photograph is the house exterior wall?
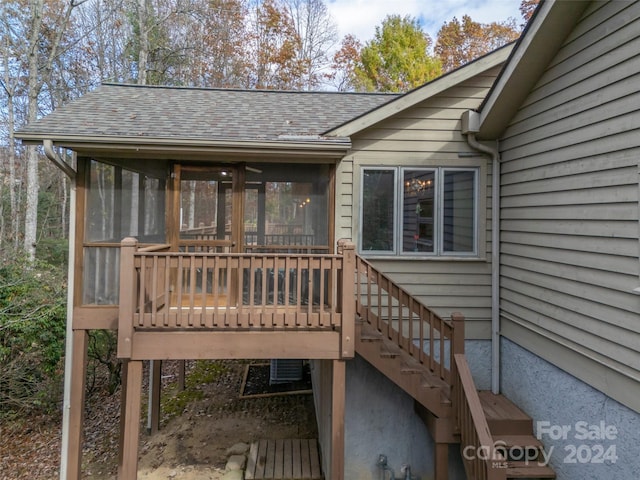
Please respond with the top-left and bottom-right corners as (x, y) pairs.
(501, 338), (640, 479)
(336, 67), (503, 340)
(497, 0), (640, 414)
(313, 65), (505, 479)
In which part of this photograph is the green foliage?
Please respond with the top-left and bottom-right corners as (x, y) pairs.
(161, 361), (228, 420)
(0, 257), (67, 414)
(353, 15), (442, 92)
(36, 238), (68, 266)
(87, 330), (121, 396)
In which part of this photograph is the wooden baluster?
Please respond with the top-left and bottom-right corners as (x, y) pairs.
(151, 255), (158, 327)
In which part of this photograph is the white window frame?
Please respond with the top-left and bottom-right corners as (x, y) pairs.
(359, 167), (398, 255)
(359, 166), (479, 257)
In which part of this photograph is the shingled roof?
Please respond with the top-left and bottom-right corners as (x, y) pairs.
(17, 83), (397, 144)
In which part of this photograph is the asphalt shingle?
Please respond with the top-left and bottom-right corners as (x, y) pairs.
(18, 84), (398, 143)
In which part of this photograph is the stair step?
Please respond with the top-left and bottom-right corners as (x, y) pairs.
(355, 320), (452, 418)
(400, 358), (424, 374)
(479, 391), (533, 435)
(492, 435), (544, 449)
(379, 341), (401, 358)
(492, 434), (546, 462)
(506, 461), (556, 479)
(359, 322), (383, 342)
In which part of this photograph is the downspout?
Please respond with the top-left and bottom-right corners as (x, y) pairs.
(461, 111), (501, 395)
(42, 141), (77, 480)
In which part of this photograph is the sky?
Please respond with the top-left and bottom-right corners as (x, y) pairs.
(325, 0), (524, 44)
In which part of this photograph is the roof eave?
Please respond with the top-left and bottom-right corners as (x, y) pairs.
(477, 0), (591, 139)
(16, 134), (351, 160)
(325, 43), (514, 138)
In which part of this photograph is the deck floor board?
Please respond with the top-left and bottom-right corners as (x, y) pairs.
(246, 439), (322, 480)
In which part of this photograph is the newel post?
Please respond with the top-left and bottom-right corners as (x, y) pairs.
(118, 237), (138, 359)
(451, 312), (465, 356)
(449, 312), (465, 391)
(338, 240), (355, 359)
(450, 311), (465, 443)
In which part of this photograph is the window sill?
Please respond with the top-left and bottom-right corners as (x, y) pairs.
(359, 253), (488, 262)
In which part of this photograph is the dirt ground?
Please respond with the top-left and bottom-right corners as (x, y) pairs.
(1, 360), (318, 480)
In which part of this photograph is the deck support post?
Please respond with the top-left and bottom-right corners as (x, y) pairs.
(435, 442), (449, 480)
(330, 359), (346, 480)
(147, 360), (162, 434)
(64, 330), (88, 480)
(118, 359), (143, 480)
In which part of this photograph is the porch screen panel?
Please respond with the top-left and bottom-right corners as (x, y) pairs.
(179, 171), (232, 246)
(83, 159), (166, 305)
(245, 164), (329, 252)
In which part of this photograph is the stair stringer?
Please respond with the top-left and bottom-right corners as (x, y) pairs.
(355, 319), (453, 423)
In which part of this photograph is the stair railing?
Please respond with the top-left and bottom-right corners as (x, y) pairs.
(353, 255), (464, 384)
(453, 354), (507, 480)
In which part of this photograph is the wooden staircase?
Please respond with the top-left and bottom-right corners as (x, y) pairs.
(479, 392), (556, 479)
(352, 254), (555, 480)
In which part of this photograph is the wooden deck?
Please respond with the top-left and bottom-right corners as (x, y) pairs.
(116, 239), (357, 361)
(245, 439), (322, 480)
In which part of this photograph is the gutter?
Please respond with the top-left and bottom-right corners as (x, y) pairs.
(42, 141), (76, 480)
(44, 139), (76, 179)
(19, 134), (351, 157)
(461, 111), (501, 395)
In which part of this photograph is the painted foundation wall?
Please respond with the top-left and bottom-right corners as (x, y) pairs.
(311, 341), (491, 479)
(343, 355), (465, 480)
(500, 338), (640, 480)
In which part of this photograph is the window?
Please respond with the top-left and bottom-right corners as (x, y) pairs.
(360, 167), (478, 256)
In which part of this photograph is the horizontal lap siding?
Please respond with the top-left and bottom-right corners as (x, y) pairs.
(338, 68), (502, 338)
(498, 2), (640, 406)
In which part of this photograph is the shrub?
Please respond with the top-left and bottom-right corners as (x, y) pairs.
(0, 258), (66, 414)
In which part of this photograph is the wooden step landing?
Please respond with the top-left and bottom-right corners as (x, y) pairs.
(479, 391), (533, 435)
(245, 439), (322, 480)
(479, 393), (556, 479)
(506, 461), (556, 478)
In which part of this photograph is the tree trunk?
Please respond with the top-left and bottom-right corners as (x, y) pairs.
(137, 0), (149, 85)
(24, 0), (45, 260)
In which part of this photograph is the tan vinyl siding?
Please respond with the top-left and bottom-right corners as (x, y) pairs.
(498, 1), (640, 411)
(337, 68), (503, 339)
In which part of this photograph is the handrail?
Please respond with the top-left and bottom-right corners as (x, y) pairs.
(454, 354), (506, 480)
(137, 244), (172, 252)
(354, 255), (464, 384)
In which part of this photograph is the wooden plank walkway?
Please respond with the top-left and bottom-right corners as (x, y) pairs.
(245, 439), (322, 480)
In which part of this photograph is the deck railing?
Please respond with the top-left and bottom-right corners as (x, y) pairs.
(354, 256), (464, 384)
(117, 238), (355, 359)
(453, 354), (507, 480)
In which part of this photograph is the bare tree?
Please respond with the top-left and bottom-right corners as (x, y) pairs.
(0, 5), (22, 252)
(20, 0), (87, 260)
(282, 0), (338, 90)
